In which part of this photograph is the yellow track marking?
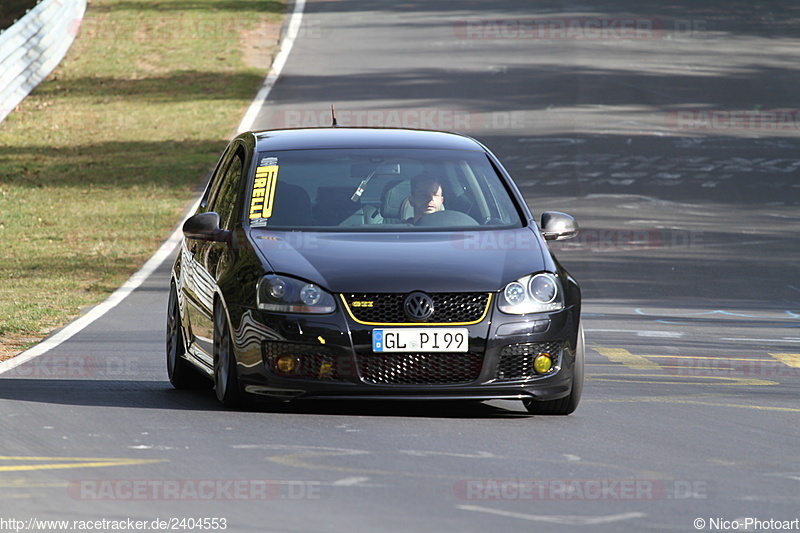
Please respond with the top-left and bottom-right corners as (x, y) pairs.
(0, 479), (68, 488)
(647, 355), (780, 362)
(0, 456), (165, 473)
(589, 396), (800, 413)
(592, 347), (661, 370)
(588, 374), (777, 386)
(770, 353), (800, 367)
(264, 448), (669, 480)
(267, 449), (428, 478)
(593, 347), (800, 378)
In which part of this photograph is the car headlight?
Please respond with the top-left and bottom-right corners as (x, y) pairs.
(498, 273), (564, 314)
(257, 275), (336, 314)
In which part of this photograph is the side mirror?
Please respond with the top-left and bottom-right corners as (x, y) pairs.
(183, 212), (230, 243)
(540, 211), (578, 241)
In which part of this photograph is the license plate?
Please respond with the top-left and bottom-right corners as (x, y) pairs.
(372, 328), (469, 353)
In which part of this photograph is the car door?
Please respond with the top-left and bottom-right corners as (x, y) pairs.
(183, 144), (246, 367)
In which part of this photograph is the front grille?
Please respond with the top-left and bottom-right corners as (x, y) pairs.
(262, 341), (349, 380)
(495, 342), (562, 382)
(341, 292), (491, 325)
(358, 352), (483, 385)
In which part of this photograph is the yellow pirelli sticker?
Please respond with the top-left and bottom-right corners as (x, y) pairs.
(250, 165), (279, 219)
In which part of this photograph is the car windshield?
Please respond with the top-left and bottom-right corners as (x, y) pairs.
(247, 148), (523, 231)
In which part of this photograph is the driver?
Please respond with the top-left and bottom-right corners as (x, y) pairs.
(408, 174), (444, 223)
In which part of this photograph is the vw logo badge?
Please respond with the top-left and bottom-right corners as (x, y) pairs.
(404, 292), (434, 321)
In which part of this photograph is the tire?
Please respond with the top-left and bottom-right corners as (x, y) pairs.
(166, 284), (212, 390)
(213, 301), (243, 408)
(524, 322), (584, 416)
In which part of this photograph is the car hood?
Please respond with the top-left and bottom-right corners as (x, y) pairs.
(250, 228), (548, 293)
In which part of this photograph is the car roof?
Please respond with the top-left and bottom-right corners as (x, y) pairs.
(250, 127), (487, 152)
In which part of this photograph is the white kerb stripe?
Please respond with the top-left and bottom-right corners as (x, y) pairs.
(237, 0), (306, 134)
(0, 220), (185, 375)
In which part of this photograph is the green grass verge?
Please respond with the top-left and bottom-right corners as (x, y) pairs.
(0, 0), (284, 357)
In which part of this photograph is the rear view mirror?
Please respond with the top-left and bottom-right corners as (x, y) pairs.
(540, 211), (578, 241)
(183, 212), (230, 242)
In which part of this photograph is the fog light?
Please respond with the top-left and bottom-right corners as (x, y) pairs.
(276, 355), (298, 373)
(534, 353), (553, 374)
(318, 360), (333, 379)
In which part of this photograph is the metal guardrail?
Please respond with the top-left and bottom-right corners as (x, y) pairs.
(0, 0), (87, 124)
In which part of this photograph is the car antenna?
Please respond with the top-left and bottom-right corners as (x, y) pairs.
(330, 104), (338, 127)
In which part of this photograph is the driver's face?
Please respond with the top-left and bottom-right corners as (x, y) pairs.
(412, 186), (443, 216)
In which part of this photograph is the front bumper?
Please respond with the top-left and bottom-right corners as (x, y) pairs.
(229, 302), (580, 402)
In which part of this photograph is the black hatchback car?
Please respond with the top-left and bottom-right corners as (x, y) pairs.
(167, 127), (583, 415)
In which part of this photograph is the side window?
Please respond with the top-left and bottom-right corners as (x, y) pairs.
(209, 150), (245, 230)
(200, 145), (234, 212)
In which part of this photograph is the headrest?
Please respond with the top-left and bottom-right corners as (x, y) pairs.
(379, 179), (411, 220)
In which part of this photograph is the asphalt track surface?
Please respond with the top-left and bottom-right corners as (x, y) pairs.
(2, 1), (800, 531)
